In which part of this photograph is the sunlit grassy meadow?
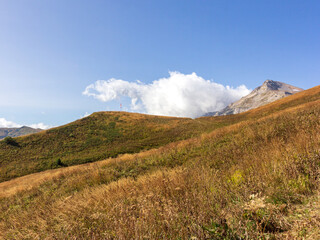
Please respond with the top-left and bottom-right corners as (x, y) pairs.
(0, 86), (319, 239)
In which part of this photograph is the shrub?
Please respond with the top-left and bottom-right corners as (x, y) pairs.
(3, 136), (19, 147)
(50, 158), (65, 169)
(56, 158), (63, 166)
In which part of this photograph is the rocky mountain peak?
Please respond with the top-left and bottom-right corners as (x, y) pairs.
(204, 80), (303, 117)
(262, 79), (283, 90)
(259, 79), (303, 93)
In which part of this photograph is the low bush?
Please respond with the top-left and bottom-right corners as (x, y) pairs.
(3, 137), (19, 147)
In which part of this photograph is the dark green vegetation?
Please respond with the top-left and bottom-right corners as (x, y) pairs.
(0, 85), (319, 239)
(3, 136), (19, 147)
(0, 126), (42, 140)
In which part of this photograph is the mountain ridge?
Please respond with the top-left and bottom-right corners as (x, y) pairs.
(0, 126), (43, 140)
(205, 80), (303, 116)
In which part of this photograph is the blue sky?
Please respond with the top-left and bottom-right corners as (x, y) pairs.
(0, 0), (319, 127)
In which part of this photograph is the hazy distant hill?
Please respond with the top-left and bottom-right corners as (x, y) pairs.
(0, 126), (43, 140)
(205, 80), (303, 116)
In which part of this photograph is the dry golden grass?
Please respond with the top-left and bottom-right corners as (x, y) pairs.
(0, 86), (320, 239)
(1, 85), (319, 184)
(0, 96), (320, 239)
(277, 191), (320, 239)
(0, 148), (162, 198)
(2, 97), (316, 199)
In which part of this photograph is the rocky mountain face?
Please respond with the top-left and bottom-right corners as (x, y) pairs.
(205, 80), (303, 116)
(0, 126), (42, 140)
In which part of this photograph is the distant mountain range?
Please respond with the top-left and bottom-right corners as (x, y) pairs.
(204, 80), (304, 116)
(0, 126), (43, 140)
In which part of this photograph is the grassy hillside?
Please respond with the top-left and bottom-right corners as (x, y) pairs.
(0, 86), (319, 183)
(0, 112), (223, 182)
(0, 86), (319, 239)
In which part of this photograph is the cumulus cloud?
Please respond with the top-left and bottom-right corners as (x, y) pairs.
(83, 72), (251, 118)
(0, 118), (22, 128)
(0, 118), (51, 129)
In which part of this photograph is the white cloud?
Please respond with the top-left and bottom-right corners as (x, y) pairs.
(83, 72), (251, 118)
(0, 118), (22, 128)
(28, 123), (51, 129)
(0, 118), (51, 129)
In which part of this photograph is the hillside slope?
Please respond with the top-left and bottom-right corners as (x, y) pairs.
(0, 85), (319, 183)
(0, 112), (222, 182)
(205, 80), (303, 116)
(0, 126), (42, 139)
(0, 85), (319, 239)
